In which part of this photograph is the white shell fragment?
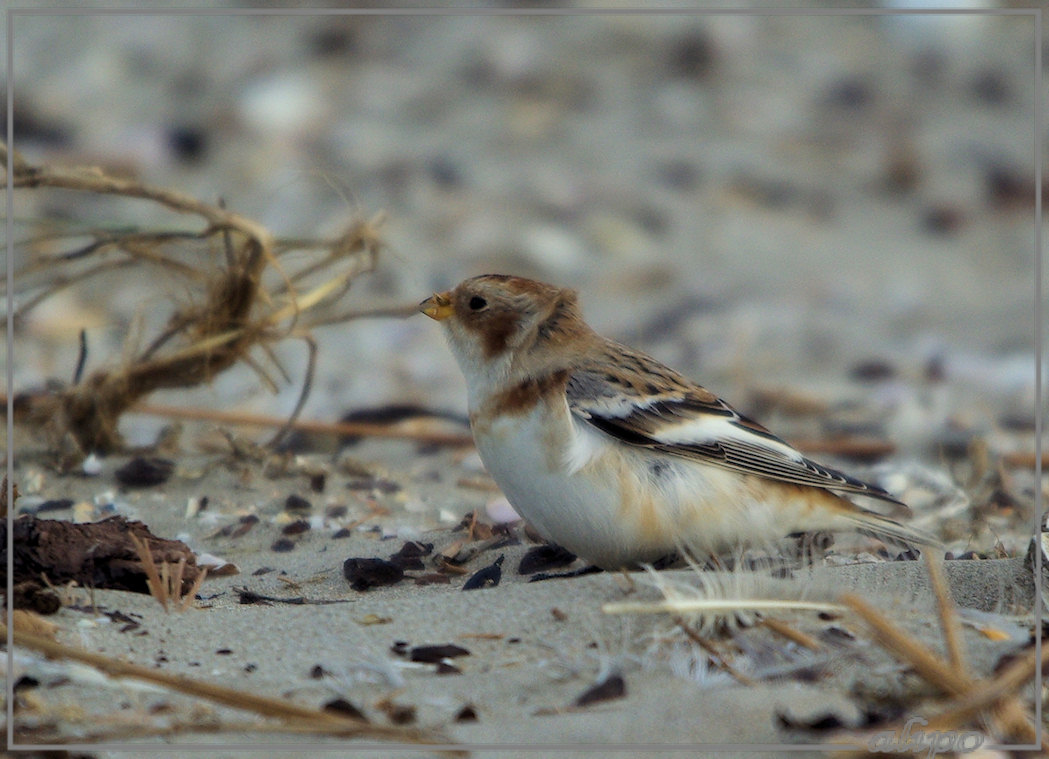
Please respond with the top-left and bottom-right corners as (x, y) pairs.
(196, 553), (240, 576)
(81, 454), (103, 476)
(185, 496), (205, 519)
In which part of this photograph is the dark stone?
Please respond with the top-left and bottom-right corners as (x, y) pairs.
(574, 674), (626, 706)
(409, 644), (471, 663)
(517, 544), (576, 574)
(115, 457), (174, 488)
(323, 697), (369, 722)
(342, 557), (404, 591)
(284, 494), (312, 513)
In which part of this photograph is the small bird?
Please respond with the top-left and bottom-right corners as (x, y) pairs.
(421, 274), (934, 570)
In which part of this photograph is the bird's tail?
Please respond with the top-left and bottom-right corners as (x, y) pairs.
(838, 508), (941, 551)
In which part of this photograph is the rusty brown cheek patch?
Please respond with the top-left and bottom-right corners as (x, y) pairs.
(463, 310), (519, 359)
(492, 370), (570, 415)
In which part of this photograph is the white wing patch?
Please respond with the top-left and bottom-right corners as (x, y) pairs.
(646, 413), (805, 462)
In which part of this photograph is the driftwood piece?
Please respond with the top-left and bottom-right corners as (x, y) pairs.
(1, 514), (199, 599)
(3, 143), (384, 457)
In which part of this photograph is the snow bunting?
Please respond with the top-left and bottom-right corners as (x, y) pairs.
(421, 274), (935, 569)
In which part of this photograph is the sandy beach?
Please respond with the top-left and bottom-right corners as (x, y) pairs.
(5, 3), (1044, 756)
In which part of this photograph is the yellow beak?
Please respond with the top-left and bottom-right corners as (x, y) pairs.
(420, 291), (454, 321)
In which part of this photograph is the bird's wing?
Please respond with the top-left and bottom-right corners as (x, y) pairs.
(564, 351), (906, 510)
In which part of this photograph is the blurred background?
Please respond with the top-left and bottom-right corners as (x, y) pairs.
(4, 2), (1040, 479)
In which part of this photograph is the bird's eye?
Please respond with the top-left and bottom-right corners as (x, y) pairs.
(468, 296), (487, 311)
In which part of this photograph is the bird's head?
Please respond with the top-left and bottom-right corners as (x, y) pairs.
(421, 274), (588, 393)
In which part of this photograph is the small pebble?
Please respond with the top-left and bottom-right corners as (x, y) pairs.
(384, 703), (416, 725)
(822, 77), (874, 109)
(847, 360), (896, 383)
(409, 644), (470, 663)
(82, 454), (103, 477)
(389, 541), (433, 570)
(326, 504), (349, 518)
(518, 545), (576, 574)
(218, 514), (259, 538)
(281, 519), (311, 536)
(922, 205), (965, 236)
(574, 674), (626, 707)
(185, 496), (207, 519)
(347, 477), (401, 494)
(969, 68), (1011, 106)
(668, 31), (716, 79)
(323, 697), (368, 722)
(343, 557), (405, 591)
(196, 553), (239, 576)
(115, 457), (174, 488)
(304, 24), (357, 58)
(166, 125), (207, 163)
(284, 494), (312, 513)
(270, 538), (296, 552)
(985, 164), (1033, 208)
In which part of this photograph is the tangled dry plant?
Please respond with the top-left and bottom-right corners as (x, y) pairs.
(838, 553), (1047, 752)
(3, 142), (387, 459)
(603, 552), (1045, 750)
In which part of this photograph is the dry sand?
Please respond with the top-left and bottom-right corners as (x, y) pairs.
(6, 440), (1040, 756)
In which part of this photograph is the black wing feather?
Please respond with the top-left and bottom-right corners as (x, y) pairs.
(566, 367), (905, 510)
